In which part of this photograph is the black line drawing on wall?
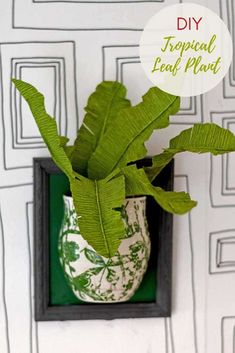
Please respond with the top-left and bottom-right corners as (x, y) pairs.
(221, 316), (235, 353)
(220, 0), (235, 98)
(12, 0), (166, 30)
(0, 206), (10, 353)
(176, 175), (198, 353)
(210, 111), (235, 207)
(221, 121), (235, 195)
(0, 0), (232, 351)
(11, 57), (66, 148)
(32, 0), (164, 3)
(26, 202), (39, 353)
(209, 229), (235, 274)
(115, 54), (198, 117)
(165, 318), (175, 353)
(0, 41), (78, 188)
(102, 44), (203, 125)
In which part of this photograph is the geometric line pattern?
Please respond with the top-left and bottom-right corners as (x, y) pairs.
(219, 0), (235, 98)
(0, 206), (10, 353)
(221, 316), (235, 353)
(102, 44), (203, 125)
(209, 230), (235, 274)
(222, 119), (235, 194)
(210, 111), (235, 207)
(26, 201), (39, 353)
(32, 0), (164, 3)
(11, 57), (66, 148)
(0, 41), (78, 173)
(13, 0), (164, 30)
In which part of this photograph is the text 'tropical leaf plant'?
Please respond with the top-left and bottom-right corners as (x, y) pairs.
(12, 79), (235, 258)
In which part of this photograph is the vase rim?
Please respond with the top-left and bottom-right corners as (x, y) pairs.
(125, 195), (147, 201)
(62, 194), (147, 202)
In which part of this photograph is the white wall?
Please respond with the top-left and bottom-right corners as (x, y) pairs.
(0, 0), (235, 352)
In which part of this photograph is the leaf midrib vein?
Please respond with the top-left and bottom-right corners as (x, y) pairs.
(97, 84), (122, 147)
(110, 96), (178, 172)
(94, 180), (111, 258)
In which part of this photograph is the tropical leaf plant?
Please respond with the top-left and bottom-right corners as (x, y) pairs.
(12, 78), (235, 258)
(12, 79), (126, 258)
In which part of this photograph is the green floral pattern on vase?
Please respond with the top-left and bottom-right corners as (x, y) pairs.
(58, 195), (151, 303)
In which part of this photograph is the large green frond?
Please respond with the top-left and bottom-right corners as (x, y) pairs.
(122, 165), (197, 215)
(12, 79), (74, 179)
(71, 81), (131, 175)
(70, 170), (126, 258)
(146, 123), (235, 181)
(88, 88), (180, 179)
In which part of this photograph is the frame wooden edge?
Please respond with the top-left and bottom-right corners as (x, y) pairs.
(33, 157), (173, 321)
(155, 161), (173, 317)
(37, 302), (169, 322)
(34, 159), (49, 320)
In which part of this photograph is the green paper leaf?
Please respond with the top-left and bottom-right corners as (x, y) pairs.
(122, 165), (197, 215)
(12, 79), (74, 179)
(64, 146), (76, 160)
(88, 87), (180, 179)
(144, 151), (174, 182)
(59, 136), (69, 147)
(58, 136), (76, 160)
(71, 81), (131, 175)
(146, 123), (235, 181)
(70, 170), (125, 258)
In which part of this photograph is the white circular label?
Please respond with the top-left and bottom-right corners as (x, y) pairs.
(139, 3), (233, 97)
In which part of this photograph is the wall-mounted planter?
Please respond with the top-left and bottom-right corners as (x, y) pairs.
(34, 157), (173, 321)
(59, 195), (151, 303)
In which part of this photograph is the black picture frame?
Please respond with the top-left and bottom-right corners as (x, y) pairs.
(34, 157), (173, 321)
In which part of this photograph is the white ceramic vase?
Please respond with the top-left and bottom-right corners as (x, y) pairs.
(58, 195), (151, 303)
